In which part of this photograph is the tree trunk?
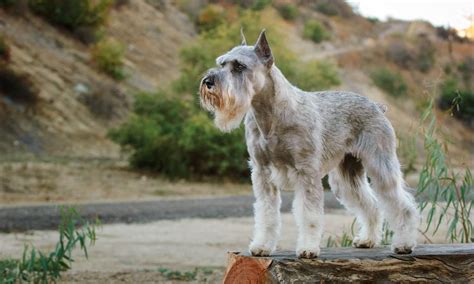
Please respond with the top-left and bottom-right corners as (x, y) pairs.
(223, 244), (474, 283)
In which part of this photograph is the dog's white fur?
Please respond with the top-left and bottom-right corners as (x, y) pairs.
(199, 31), (420, 258)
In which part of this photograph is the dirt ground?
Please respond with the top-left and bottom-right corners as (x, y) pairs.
(0, 209), (455, 283)
(0, 158), (251, 205)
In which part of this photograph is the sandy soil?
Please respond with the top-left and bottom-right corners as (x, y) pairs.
(0, 159), (251, 205)
(0, 209), (453, 283)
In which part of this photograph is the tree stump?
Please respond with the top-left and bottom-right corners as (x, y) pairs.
(223, 244), (474, 283)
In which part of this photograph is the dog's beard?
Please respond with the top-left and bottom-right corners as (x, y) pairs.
(200, 81), (251, 132)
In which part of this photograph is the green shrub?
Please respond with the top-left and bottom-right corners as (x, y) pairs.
(303, 20), (329, 43)
(371, 68), (407, 97)
(438, 77), (474, 125)
(28, 0), (112, 31)
(92, 37), (126, 80)
(292, 60), (340, 91)
(316, 2), (338, 16)
(251, 0), (271, 11)
(108, 92), (249, 179)
(276, 4), (298, 21)
(197, 4), (224, 32)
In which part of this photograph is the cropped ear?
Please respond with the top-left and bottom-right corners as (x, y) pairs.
(254, 30), (273, 68)
(240, 27), (247, 46)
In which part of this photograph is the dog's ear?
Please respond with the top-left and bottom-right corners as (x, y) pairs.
(254, 30), (273, 68)
(240, 27), (247, 46)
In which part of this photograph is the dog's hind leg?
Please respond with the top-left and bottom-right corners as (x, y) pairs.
(362, 147), (420, 254)
(329, 154), (383, 248)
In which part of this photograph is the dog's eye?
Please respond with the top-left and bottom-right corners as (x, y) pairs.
(233, 62), (246, 73)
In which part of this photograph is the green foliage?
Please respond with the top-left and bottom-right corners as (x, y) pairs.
(276, 3), (298, 21)
(418, 99), (473, 243)
(92, 37), (126, 80)
(292, 60), (340, 91)
(108, 92), (249, 179)
(158, 267), (197, 281)
(250, 0), (271, 11)
(197, 4), (224, 32)
(303, 20), (329, 43)
(316, 2), (338, 16)
(438, 77), (474, 125)
(29, 0), (112, 31)
(0, 207), (98, 283)
(371, 68), (407, 97)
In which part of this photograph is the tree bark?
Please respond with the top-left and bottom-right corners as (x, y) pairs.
(223, 244), (474, 283)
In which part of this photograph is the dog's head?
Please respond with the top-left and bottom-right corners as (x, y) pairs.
(199, 30), (274, 132)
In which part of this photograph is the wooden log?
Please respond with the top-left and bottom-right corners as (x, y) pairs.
(223, 244), (474, 283)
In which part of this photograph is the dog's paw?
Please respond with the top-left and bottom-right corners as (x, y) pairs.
(353, 236), (376, 248)
(249, 243), (273, 257)
(392, 244), (414, 254)
(296, 248), (320, 259)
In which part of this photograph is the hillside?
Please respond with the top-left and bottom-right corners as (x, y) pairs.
(0, 0), (473, 203)
(0, 0), (194, 157)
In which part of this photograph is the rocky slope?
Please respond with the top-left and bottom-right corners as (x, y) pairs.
(0, 0), (194, 158)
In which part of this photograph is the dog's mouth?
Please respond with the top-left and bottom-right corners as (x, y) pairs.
(199, 82), (223, 111)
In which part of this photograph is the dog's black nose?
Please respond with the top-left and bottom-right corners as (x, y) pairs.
(203, 76), (215, 89)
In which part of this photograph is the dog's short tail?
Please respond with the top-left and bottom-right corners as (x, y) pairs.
(376, 102), (388, 113)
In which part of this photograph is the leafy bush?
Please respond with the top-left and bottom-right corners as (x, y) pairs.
(0, 207), (98, 283)
(315, 2), (338, 16)
(303, 20), (329, 43)
(28, 0), (112, 31)
(109, 92), (249, 179)
(312, 0), (354, 17)
(92, 37), (126, 80)
(197, 4), (224, 32)
(276, 4), (298, 21)
(251, 0), (271, 11)
(438, 77), (474, 126)
(371, 68), (407, 97)
(292, 60), (340, 91)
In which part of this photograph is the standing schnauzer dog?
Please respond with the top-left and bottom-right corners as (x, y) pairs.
(199, 30), (419, 258)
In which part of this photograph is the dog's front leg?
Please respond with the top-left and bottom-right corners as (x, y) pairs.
(293, 175), (324, 258)
(249, 167), (281, 256)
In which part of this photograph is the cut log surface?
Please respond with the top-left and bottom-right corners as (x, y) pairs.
(223, 244), (474, 283)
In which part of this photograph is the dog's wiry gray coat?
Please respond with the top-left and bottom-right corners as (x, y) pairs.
(199, 31), (419, 258)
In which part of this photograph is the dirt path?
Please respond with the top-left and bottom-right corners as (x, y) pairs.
(0, 192), (344, 232)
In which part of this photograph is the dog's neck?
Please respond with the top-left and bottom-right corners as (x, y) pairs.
(248, 65), (298, 139)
